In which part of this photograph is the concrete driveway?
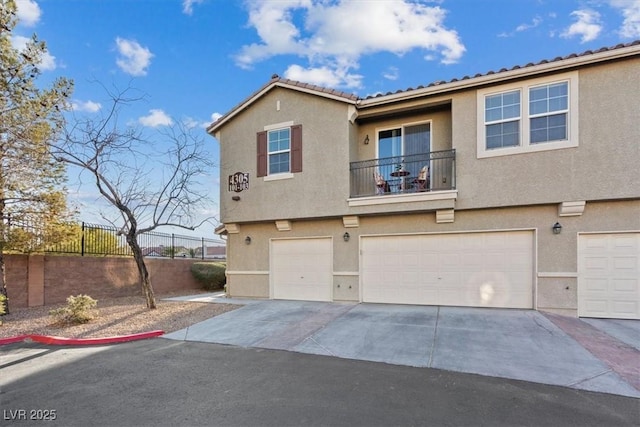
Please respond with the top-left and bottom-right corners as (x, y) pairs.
(164, 294), (640, 398)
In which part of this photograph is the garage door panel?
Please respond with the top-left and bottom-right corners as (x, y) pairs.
(578, 233), (640, 319)
(614, 256), (637, 271)
(584, 299), (607, 315)
(612, 234), (638, 249)
(584, 278), (607, 291)
(272, 238), (332, 302)
(584, 256), (607, 272)
(362, 231), (534, 309)
(613, 279), (637, 292)
(613, 300), (638, 313)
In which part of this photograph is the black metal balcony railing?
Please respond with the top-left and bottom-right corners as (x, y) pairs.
(349, 149), (456, 198)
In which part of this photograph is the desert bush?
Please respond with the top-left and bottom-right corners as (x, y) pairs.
(190, 262), (226, 291)
(49, 294), (98, 325)
(0, 294), (6, 325)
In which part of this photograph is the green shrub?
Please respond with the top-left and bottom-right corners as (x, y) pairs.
(191, 262), (226, 291)
(49, 294), (98, 325)
(0, 294), (6, 325)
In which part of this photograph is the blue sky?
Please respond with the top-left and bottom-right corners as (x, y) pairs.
(11, 0), (640, 237)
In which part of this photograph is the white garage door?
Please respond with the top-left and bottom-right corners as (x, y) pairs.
(362, 231), (534, 308)
(578, 233), (640, 319)
(271, 238), (332, 301)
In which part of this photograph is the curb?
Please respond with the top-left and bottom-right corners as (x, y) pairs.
(0, 330), (165, 346)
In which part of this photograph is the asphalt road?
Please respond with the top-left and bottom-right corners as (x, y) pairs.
(1, 339), (638, 427)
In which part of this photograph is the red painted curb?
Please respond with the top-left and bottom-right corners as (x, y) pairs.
(0, 330), (164, 346)
(0, 335), (31, 345)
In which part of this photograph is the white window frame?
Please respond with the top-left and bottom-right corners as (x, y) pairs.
(264, 121), (293, 177)
(477, 72), (579, 158)
(376, 120), (432, 159)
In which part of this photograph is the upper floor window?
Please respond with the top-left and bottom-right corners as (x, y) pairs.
(477, 72), (578, 158)
(485, 90), (520, 149)
(529, 82), (568, 144)
(268, 128), (290, 174)
(257, 122), (302, 178)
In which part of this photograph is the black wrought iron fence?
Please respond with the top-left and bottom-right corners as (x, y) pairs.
(349, 149), (456, 198)
(1, 218), (225, 259)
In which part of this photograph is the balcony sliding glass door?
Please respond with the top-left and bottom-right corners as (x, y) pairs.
(378, 123), (431, 190)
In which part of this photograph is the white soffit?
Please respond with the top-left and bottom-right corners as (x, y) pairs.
(559, 201), (586, 216)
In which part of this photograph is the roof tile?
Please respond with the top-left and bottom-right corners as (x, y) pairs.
(209, 41), (639, 131)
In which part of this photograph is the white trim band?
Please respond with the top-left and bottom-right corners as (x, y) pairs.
(538, 272), (578, 278)
(348, 190), (457, 207)
(226, 270), (269, 276)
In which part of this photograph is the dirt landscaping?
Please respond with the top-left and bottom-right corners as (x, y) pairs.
(0, 291), (241, 339)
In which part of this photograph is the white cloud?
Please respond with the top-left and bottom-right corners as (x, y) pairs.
(115, 37), (154, 76)
(235, 0), (465, 88)
(182, 0), (204, 15)
(183, 117), (200, 129)
(71, 100), (102, 113)
(211, 112), (222, 122)
(182, 116), (214, 129)
(15, 0), (41, 27)
(516, 16), (543, 32)
(561, 9), (602, 43)
(139, 109), (173, 127)
(609, 0), (640, 38)
(10, 35), (56, 70)
(383, 66), (399, 81)
(499, 15), (544, 38)
(284, 63), (363, 88)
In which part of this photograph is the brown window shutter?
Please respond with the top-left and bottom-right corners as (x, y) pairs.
(257, 131), (267, 177)
(291, 124), (302, 173)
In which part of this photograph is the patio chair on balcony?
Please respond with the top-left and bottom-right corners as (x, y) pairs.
(374, 172), (390, 195)
(415, 166), (430, 191)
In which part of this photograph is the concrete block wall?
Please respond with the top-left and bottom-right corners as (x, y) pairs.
(4, 254), (205, 308)
(4, 255), (29, 308)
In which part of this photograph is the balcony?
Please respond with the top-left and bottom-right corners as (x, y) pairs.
(350, 150), (456, 198)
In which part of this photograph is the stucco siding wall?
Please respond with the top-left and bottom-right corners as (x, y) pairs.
(226, 274), (269, 299)
(217, 88), (353, 223)
(225, 199), (639, 313)
(454, 58), (640, 210)
(356, 108), (453, 162)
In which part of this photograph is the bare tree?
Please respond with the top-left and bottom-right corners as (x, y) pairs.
(54, 87), (214, 309)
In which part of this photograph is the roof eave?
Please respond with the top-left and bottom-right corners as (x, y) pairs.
(358, 43), (640, 108)
(207, 80), (358, 135)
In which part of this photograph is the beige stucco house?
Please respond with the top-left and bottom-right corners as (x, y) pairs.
(208, 41), (640, 319)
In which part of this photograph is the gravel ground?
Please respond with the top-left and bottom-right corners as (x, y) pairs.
(0, 291), (241, 339)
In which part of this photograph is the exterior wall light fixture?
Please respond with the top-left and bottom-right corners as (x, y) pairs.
(552, 222), (562, 234)
(363, 135), (369, 145)
(343, 232), (350, 242)
(245, 236), (252, 244)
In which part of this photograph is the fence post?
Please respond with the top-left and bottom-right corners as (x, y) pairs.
(171, 233), (175, 259)
(81, 222), (85, 256)
(201, 238), (205, 260)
